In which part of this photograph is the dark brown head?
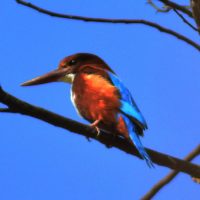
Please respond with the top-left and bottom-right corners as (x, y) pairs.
(21, 53), (114, 86)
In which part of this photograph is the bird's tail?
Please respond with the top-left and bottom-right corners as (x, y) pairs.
(122, 114), (154, 167)
(129, 131), (154, 168)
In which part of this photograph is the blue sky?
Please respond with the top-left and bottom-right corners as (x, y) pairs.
(1, 0), (200, 199)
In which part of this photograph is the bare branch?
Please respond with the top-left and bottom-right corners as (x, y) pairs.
(147, 0), (172, 13)
(173, 9), (198, 32)
(141, 145), (200, 200)
(0, 107), (18, 113)
(0, 86), (200, 178)
(158, 0), (193, 18)
(16, 0), (200, 52)
(0, 108), (12, 112)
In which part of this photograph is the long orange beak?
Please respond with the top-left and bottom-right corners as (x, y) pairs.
(21, 68), (69, 86)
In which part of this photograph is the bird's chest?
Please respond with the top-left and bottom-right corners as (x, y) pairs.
(71, 73), (120, 121)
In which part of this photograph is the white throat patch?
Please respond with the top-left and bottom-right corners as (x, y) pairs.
(59, 73), (75, 83)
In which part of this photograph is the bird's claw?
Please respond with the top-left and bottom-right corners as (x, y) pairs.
(89, 120), (101, 137)
(105, 143), (113, 148)
(94, 126), (101, 137)
(86, 136), (91, 142)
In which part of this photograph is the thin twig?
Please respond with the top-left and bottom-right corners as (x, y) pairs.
(173, 9), (198, 32)
(158, 0), (193, 18)
(16, 0), (200, 51)
(141, 145), (200, 200)
(147, 0), (171, 13)
(0, 86), (200, 178)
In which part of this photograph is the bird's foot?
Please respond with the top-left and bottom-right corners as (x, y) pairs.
(105, 143), (113, 148)
(90, 119), (101, 127)
(86, 136), (91, 142)
(90, 120), (101, 137)
(94, 126), (101, 137)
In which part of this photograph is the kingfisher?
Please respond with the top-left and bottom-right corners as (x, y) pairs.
(21, 53), (153, 167)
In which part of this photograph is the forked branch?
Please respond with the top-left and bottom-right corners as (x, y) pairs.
(141, 145), (200, 200)
(158, 0), (193, 18)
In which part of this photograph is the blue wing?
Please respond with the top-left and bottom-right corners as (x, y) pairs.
(108, 72), (147, 129)
(109, 72), (153, 167)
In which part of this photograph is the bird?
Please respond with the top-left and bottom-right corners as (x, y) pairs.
(21, 53), (153, 167)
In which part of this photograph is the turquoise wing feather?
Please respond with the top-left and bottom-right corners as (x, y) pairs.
(108, 72), (147, 129)
(109, 72), (153, 167)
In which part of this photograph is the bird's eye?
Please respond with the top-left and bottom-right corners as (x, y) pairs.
(68, 59), (77, 66)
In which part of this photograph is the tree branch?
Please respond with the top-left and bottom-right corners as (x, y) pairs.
(141, 145), (200, 200)
(0, 108), (18, 113)
(173, 9), (198, 32)
(0, 86), (200, 178)
(158, 0), (193, 18)
(16, 0), (200, 52)
(191, 0), (200, 33)
(147, 0), (172, 13)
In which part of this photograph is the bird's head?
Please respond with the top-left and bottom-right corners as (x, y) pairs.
(21, 53), (114, 86)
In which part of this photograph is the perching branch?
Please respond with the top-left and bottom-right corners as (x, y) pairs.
(16, 0), (200, 52)
(0, 86), (200, 178)
(141, 145), (200, 200)
(0, 108), (18, 113)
